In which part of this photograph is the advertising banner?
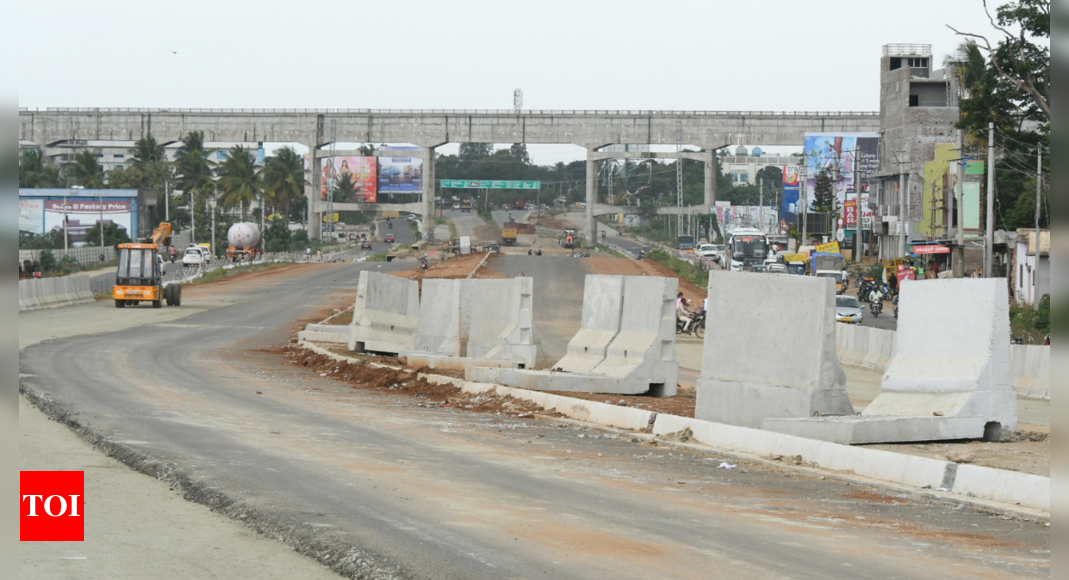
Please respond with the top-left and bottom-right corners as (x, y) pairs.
(814, 240), (841, 254)
(912, 244), (950, 255)
(804, 133), (880, 211)
(377, 157), (423, 193)
(843, 199), (857, 227)
(19, 199), (44, 234)
(781, 165), (802, 225)
(44, 199), (132, 243)
(322, 157), (377, 203)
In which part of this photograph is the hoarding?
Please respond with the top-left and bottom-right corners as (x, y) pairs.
(44, 199), (132, 243)
(843, 199), (857, 227)
(815, 240), (841, 254)
(321, 157), (377, 203)
(19, 199), (44, 234)
(804, 133), (880, 211)
(781, 165), (802, 224)
(377, 157), (423, 193)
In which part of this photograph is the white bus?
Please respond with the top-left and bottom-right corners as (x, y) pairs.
(727, 227), (770, 271)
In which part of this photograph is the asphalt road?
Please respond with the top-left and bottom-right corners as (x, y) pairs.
(19, 260), (1046, 579)
(440, 209), (488, 242)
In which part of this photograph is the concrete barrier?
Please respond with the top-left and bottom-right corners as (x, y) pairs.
(1010, 345), (1050, 400)
(473, 275), (678, 396)
(402, 277), (537, 371)
(347, 271), (420, 355)
(771, 279), (1018, 444)
(18, 274), (97, 312)
(695, 271), (853, 429)
(297, 324), (351, 344)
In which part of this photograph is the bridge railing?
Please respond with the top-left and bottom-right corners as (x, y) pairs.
(19, 107), (879, 117)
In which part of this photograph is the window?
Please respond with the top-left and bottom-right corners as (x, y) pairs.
(909, 95), (920, 107)
(908, 57), (928, 68)
(890, 57), (902, 70)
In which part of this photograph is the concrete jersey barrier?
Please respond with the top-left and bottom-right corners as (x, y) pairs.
(696, 271), (853, 428)
(18, 274), (96, 312)
(472, 275), (678, 397)
(347, 271), (420, 355)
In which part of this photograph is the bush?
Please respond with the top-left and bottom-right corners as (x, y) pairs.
(39, 250), (57, 272)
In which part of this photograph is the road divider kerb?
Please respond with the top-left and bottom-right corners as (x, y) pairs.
(19, 274), (96, 312)
(295, 340), (1048, 516)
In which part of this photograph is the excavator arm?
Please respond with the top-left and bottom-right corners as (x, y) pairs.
(143, 222), (173, 247)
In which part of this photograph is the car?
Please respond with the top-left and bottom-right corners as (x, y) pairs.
(182, 246), (206, 267)
(384, 234), (395, 243)
(406, 214), (417, 221)
(361, 240), (373, 249)
(697, 243), (721, 260)
(453, 203), (461, 210)
(835, 295), (863, 324)
(767, 263), (788, 274)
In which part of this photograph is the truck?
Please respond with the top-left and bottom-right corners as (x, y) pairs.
(225, 222), (262, 260)
(501, 224), (518, 246)
(514, 199), (526, 210)
(112, 222), (182, 309)
(811, 252), (847, 294)
(562, 228), (578, 250)
(460, 201), (472, 212)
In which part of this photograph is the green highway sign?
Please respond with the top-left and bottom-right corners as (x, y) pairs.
(440, 179), (541, 190)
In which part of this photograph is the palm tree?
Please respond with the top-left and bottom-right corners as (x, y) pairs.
(129, 136), (165, 169)
(175, 130), (216, 194)
(217, 145), (262, 219)
(68, 150), (104, 188)
(944, 41), (986, 101)
(262, 146), (307, 218)
(19, 150), (64, 188)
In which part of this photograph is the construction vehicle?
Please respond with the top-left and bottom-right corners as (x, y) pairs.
(226, 222), (262, 260)
(501, 224), (518, 246)
(112, 222), (182, 309)
(562, 228), (578, 250)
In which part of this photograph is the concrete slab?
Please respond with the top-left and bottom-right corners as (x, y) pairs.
(474, 275), (678, 397)
(348, 270), (420, 355)
(695, 271), (853, 428)
(297, 324), (350, 344)
(772, 279), (1019, 444)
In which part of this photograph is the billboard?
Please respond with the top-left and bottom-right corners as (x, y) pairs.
(19, 199), (44, 234)
(804, 133), (880, 213)
(377, 157), (423, 193)
(44, 199), (132, 243)
(781, 165), (803, 225)
(321, 157), (377, 203)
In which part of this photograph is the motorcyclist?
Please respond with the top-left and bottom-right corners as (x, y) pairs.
(169, 246), (177, 263)
(676, 292), (693, 333)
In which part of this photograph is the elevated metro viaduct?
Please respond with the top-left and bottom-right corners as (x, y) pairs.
(19, 108), (879, 243)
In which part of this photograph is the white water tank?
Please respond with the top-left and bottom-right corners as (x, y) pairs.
(227, 223), (261, 248)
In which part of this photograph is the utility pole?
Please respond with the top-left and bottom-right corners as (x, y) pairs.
(99, 194), (105, 252)
(676, 121), (684, 243)
(800, 157), (808, 247)
(1034, 148), (1042, 308)
(984, 122), (995, 277)
(210, 195), (217, 260)
(854, 154), (860, 262)
(759, 178), (764, 233)
(899, 170), (907, 258)
(191, 191), (196, 245)
(954, 130), (965, 277)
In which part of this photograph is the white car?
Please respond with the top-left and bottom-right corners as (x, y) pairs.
(697, 243), (721, 260)
(182, 247), (207, 267)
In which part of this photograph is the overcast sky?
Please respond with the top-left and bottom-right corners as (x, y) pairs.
(18, 0), (1015, 163)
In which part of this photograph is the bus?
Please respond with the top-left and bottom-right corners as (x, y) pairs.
(677, 235), (695, 252)
(727, 228), (769, 271)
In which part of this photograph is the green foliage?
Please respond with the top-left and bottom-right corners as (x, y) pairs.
(263, 217), (292, 252)
(1010, 294), (1050, 340)
(19, 150), (66, 188)
(811, 168), (836, 214)
(217, 145), (262, 218)
(69, 150), (104, 188)
(262, 146), (306, 217)
(39, 250), (57, 272)
(19, 229), (72, 250)
(336, 211), (372, 225)
(646, 249), (709, 289)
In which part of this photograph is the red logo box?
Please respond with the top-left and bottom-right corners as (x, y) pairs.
(20, 471), (84, 541)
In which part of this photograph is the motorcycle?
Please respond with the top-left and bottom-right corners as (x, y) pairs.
(676, 308), (706, 339)
(419, 257), (429, 270)
(387, 222), (393, 229)
(858, 279), (876, 302)
(870, 298), (882, 317)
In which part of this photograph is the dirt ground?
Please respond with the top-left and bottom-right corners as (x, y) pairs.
(584, 257), (707, 305)
(390, 252), (488, 282)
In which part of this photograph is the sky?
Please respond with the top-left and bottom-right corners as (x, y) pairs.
(17, 0), (1017, 164)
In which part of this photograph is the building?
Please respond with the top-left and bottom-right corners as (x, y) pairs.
(1012, 229), (1049, 306)
(872, 44), (962, 260)
(29, 140), (264, 176)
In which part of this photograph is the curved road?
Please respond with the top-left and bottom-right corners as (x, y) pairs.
(20, 262), (1046, 579)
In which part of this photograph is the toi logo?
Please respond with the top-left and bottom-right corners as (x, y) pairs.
(21, 471), (84, 541)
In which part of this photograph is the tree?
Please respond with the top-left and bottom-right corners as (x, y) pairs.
(263, 146), (307, 217)
(217, 146), (262, 219)
(458, 143), (493, 163)
(943, 41), (987, 101)
(68, 150), (104, 188)
(509, 143), (530, 165)
(175, 131), (215, 196)
(263, 217), (292, 252)
(19, 150), (64, 188)
(948, 0), (1049, 122)
(811, 168), (836, 214)
(128, 136), (174, 220)
(755, 165), (783, 206)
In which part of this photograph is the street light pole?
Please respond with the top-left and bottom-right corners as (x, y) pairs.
(984, 122), (995, 277)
